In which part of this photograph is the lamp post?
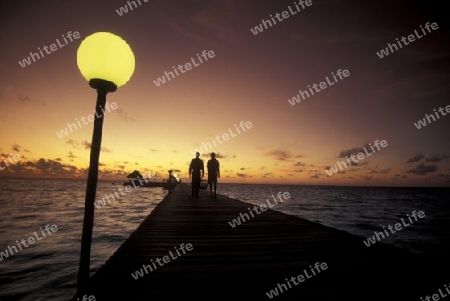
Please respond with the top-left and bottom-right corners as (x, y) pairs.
(75, 32), (135, 297)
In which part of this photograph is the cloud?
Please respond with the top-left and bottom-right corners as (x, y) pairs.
(190, 7), (240, 45)
(308, 170), (321, 178)
(263, 173), (273, 178)
(30, 159), (77, 174)
(0, 159), (138, 179)
(293, 162), (306, 167)
(407, 164), (438, 175)
(215, 153), (226, 159)
(280, 167), (304, 174)
(36, 158), (54, 170)
(425, 154), (447, 162)
(150, 149), (158, 152)
(437, 173), (450, 181)
(265, 150), (304, 161)
(406, 154), (424, 163)
(240, 167), (245, 170)
(154, 0), (241, 46)
(379, 168), (391, 174)
(115, 108), (136, 122)
(18, 96), (33, 103)
(66, 139), (78, 147)
(291, 30), (387, 45)
(65, 139), (110, 153)
(369, 168), (391, 174)
(82, 141), (91, 149)
(338, 144), (370, 158)
(236, 173), (252, 178)
(12, 144), (21, 152)
(326, 159), (359, 171)
(100, 147), (111, 153)
(153, 2), (212, 45)
(202, 152), (226, 159)
(67, 151), (78, 159)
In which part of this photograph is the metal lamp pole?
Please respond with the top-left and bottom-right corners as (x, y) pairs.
(76, 79), (116, 296)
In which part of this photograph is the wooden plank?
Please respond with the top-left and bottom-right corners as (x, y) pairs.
(79, 184), (447, 300)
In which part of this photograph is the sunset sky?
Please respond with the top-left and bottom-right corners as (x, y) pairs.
(0, 0), (449, 186)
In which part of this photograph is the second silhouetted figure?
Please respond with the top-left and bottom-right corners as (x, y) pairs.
(189, 151), (204, 198)
(207, 152), (220, 198)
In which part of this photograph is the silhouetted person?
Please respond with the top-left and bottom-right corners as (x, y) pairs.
(189, 152), (204, 198)
(207, 152), (220, 198)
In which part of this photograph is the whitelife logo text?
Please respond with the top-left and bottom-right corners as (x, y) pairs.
(0, 224), (59, 262)
(18, 31), (81, 68)
(153, 50), (215, 87)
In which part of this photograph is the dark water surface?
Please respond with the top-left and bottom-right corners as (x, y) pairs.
(0, 179), (448, 300)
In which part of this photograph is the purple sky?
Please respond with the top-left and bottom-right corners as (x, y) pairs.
(0, 0), (449, 186)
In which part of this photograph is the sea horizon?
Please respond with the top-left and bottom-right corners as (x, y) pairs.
(1, 176), (449, 188)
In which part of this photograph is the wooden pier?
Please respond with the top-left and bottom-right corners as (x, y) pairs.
(80, 184), (448, 300)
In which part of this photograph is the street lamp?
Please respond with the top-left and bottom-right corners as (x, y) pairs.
(75, 32), (135, 297)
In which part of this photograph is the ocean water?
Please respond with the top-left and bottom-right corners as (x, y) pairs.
(0, 178), (166, 301)
(219, 184), (450, 256)
(0, 179), (449, 300)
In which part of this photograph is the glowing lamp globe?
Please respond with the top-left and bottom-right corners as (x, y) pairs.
(77, 32), (135, 88)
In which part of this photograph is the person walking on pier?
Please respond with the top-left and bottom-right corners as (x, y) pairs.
(207, 152), (220, 198)
(189, 151), (204, 198)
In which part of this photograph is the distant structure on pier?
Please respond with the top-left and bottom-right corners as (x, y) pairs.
(123, 170), (179, 189)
